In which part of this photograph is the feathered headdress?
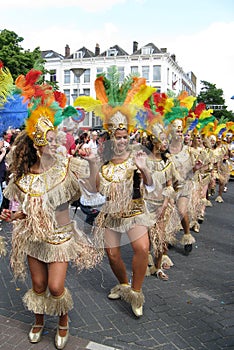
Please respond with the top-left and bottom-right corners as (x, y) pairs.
(15, 69), (78, 146)
(183, 102), (216, 137)
(74, 65), (155, 135)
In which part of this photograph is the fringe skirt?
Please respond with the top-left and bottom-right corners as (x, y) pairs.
(11, 221), (104, 280)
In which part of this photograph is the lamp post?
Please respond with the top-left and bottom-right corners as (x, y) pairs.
(70, 68), (86, 101)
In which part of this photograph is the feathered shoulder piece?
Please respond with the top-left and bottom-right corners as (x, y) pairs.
(0, 62), (28, 135)
(74, 65), (155, 135)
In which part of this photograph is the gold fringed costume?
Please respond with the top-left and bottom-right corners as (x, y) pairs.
(96, 149), (150, 234)
(4, 155), (104, 280)
(0, 236), (6, 257)
(144, 158), (181, 256)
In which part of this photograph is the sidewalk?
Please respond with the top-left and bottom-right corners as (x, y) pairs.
(0, 182), (233, 350)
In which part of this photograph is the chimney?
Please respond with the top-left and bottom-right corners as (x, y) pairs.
(65, 44), (70, 57)
(160, 48), (167, 53)
(171, 54), (176, 61)
(133, 41), (138, 53)
(95, 43), (100, 56)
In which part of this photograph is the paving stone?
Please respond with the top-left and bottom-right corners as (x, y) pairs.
(0, 182), (233, 349)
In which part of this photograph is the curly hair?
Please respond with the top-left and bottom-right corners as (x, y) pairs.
(8, 130), (37, 180)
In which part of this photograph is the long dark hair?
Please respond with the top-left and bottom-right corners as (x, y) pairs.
(8, 130), (37, 180)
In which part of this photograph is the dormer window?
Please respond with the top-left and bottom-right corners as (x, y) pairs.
(45, 51), (54, 58)
(141, 46), (152, 55)
(74, 51), (83, 59)
(106, 48), (118, 57)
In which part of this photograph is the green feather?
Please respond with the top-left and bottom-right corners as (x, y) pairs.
(197, 116), (216, 130)
(164, 106), (188, 125)
(119, 74), (135, 103)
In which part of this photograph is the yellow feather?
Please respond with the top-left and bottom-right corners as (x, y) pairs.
(131, 86), (156, 107)
(74, 96), (104, 119)
(214, 123), (226, 135)
(0, 67), (14, 107)
(74, 96), (101, 111)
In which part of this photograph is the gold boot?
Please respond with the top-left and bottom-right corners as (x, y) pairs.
(121, 288), (145, 317)
(108, 283), (130, 300)
(55, 324), (69, 349)
(28, 324), (44, 343)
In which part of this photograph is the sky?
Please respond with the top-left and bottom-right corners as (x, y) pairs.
(1, 0), (234, 110)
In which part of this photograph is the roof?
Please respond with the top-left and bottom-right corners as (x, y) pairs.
(41, 50), (64, 59)
(133, 43), (162, 55)
(67, 47), (95, 59)
(100, 44), (129, 57)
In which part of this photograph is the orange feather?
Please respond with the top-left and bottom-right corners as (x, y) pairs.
(124, 77), (146, 104)
(95, 76), (108, 103)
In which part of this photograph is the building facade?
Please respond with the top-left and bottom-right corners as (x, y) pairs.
(42, 41), (197, 129)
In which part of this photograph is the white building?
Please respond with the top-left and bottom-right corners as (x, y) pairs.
(42, 41), (197, 129)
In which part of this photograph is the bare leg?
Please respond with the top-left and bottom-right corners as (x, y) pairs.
(177, 197), (195, 253)
(127, 227), (149, 291)
(105, 228), (129, 284)
(48, 262), (68, 337)
(28, 256), (48, 333)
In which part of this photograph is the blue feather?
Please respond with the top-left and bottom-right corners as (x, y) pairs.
(0, 94), (28, 135)
(135, 110), (147, 129)
(188, 119), (199, 131)
(218, 127), (226, 138)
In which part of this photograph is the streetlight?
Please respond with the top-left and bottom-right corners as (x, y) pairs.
(70, 68), (86, 101)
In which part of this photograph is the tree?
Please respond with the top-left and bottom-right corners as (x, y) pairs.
(0, 29), (44, 80)
(197, 81), (234, 121)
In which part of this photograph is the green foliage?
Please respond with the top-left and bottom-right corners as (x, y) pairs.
(197, 80), (233, 121)
(0, 29), (44, 80)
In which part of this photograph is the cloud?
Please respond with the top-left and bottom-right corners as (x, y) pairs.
(165, 22), (234, 110)
(1, 0), (126, 12)
(21, 22), (120, 55)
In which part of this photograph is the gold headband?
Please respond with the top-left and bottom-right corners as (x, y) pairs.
(32, 116), (54, 146)
(108, 111), (128, 136)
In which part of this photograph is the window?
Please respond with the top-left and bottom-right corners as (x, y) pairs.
(74, 74), (80, 83)
(63, 89), (70, 105)
(74, 51), (83, 59)
(131, 66), (139, 75)
(153, 65), (161, 82)
(97, 67), (104, 75)
(82, 112), (89, 126)
(49, 70), (57, 82)
(64, 70), (70, 84)
(118, 67), (125, 82)
(106, 48), (118, 57)
(84, 69), (90, 83)
(45, 52), (53, 58)
(167, 68), (170, 85)
(142, 66), (149, 81)
(83, 89), (90, 96)
(141, 46), (152, 55)
(72, 89), (80, 99)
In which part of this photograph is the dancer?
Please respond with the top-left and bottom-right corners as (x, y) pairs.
(75, 67), (155, 317)
(0, 70), (103, 349)
(168, 119), (201, 254)
(143, 120), (181, 280)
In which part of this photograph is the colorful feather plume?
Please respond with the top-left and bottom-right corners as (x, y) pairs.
(74, 65), (155, 133)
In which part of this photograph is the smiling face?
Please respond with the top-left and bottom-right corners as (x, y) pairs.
(39, 130), (58, 157)
(113, 129), (129, 155)
(184, 133), (191, 144)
